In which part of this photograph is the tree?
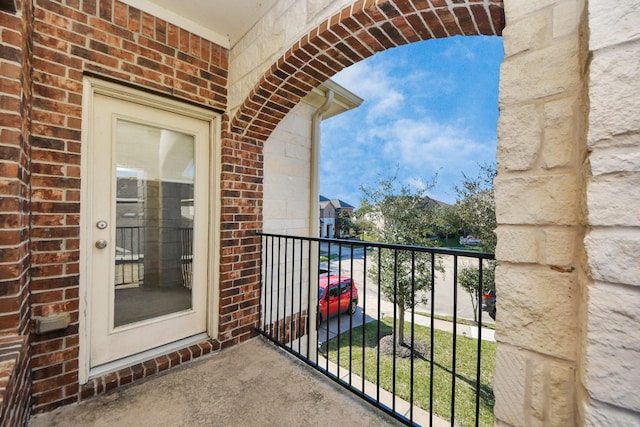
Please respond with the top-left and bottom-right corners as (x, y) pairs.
(335, 210), (354, 238)
(432, 203), (464, 240)
(453, 163), (497, 252)
(452, 163), (497, 322)
(360, 172), (442, 345)
(458, 260), (496, 323)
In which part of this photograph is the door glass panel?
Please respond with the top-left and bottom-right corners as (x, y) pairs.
(114, 120), (194, 327)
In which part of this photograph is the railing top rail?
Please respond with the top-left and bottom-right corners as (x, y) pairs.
(256, 232), (495, 260)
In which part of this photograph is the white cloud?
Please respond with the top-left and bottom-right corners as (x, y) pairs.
(442, 37), (476, 60)
(321, 38), (501, 207)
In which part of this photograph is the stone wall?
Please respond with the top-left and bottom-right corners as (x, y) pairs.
(582, 1), (640, 424)
(263, 100), (314, 235)
(493, 1), (587, 425)
(228, 0), (352, 114)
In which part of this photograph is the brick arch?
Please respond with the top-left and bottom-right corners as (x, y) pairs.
(231, 0), (504, 141)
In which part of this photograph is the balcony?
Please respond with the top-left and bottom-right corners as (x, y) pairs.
(257, 233), (496, 426)
(30, 233), (495, 427)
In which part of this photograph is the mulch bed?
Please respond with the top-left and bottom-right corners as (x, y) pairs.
(378, 334), (430, 359)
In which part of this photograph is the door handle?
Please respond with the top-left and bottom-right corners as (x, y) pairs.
(95, 239), (108, 249)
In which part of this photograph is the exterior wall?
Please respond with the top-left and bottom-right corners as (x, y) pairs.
(263, 100), (314, 235)
(0, 0), (637, 424)
(0, 0), (33, 424)
(582, 1), (640, 424)
(320, 203), (336, 238)
(24, 0), (229, 414)
(228, 0), (352, 114)
(493, 0), (587, 425)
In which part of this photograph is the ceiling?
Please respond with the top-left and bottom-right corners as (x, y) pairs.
(121, 0), (278, 48)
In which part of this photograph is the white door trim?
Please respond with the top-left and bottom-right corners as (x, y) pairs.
(79, 77), (221, 383)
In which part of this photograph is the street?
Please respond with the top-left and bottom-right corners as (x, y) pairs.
(319, 242), (493, 336)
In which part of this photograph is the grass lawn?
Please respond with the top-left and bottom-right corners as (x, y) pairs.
(320, 318), (496, 426)
(437, 237), (490, 252)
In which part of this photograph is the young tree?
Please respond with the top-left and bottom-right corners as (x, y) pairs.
(361, 172), (442, 345)
(458, 259), (496, 323)
(453, 163), (497, 322)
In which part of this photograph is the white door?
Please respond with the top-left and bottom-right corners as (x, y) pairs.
(87, 89), (211, 368)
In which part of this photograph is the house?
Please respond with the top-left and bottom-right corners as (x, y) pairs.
(0, 0), (639, 425)
(319, 196), (355, 238)
(319, 196), (336, 238)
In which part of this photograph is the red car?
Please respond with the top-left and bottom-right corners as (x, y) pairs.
(318, 275), (358, 325)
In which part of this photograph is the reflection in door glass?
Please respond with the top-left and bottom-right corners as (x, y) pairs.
(113, 120), (194, 327)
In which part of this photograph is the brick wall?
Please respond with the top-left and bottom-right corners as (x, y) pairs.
(4, 0), (635, 424)
(0, 0), (33, 424)
(217, 130), (263, 346)
(28, 0), (230, 414)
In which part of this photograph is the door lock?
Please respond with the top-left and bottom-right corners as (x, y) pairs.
(95, 239), (108, 249)
(96, 220), (108, 229)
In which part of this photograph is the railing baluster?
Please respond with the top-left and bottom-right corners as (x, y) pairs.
(376, 246), (381, 405)
(348, 242), (354, 386)
(392, 248), (398, 412)
(298, 239), (304, 355)
(452, 255), (459, 425)
(430, 252), (435, 427)
(361, 242), (367, 394)
(410, 249), (416, 424)
(308, 239), (313, 362)
(337, 242), (342, 380)
(476, 257), (484, 427)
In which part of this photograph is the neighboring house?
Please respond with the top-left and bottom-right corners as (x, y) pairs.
(319, 196), (336, 238)
(319, 196), (355, 238)
(0, 1), (638, 426)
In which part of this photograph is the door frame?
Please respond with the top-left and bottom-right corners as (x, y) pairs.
(79, 77), (221, 383)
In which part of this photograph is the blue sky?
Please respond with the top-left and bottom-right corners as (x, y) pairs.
(320, 35), (503, 207)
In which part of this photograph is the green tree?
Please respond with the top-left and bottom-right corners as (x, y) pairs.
(453, 164), (497, 322)
(336, 210), (354, 238)
(453, 163), (497, 252)
(432, 203), (464, 240)
(360, 172), (442, 345)
(458, 260), (496, 323)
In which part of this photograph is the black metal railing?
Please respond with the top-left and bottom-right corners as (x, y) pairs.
(256, 232), (495, 427)
(114, 226), (193, 288)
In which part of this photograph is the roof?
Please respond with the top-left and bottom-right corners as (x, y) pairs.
(331, 199), (355, 209)
(319, 196), (355, 211)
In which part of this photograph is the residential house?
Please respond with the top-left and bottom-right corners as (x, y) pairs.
(0, 0), (638, 425)
(319, 196), (355, 238)
(318, 196), (336, 238)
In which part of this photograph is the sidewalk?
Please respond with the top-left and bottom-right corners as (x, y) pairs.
(319, 308), (495, 344)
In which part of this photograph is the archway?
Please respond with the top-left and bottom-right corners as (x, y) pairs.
(230, 0), (504, 140)
(224, 1), (586, 426)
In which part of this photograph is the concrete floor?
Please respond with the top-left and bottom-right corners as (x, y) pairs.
(29, 338), (402, 427)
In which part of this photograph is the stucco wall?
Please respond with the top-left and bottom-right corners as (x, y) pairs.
(582, 1), (640, 424)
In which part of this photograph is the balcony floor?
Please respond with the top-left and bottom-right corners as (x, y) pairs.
(29, 337), (402, 427)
